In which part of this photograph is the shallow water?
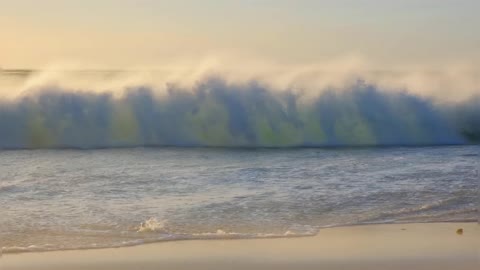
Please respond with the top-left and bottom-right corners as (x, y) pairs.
(1, 146), (478, 253)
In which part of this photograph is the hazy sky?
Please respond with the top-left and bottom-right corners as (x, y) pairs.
(1, 0), (479, 69)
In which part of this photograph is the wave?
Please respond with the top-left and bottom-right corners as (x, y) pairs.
(359, 199), (478, 224)
(1, 218), (318, 255)
(2, 213), (475, 254)
(0, 75), (479, 149)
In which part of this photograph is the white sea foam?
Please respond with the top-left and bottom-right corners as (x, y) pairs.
(137, 218), (167, 233)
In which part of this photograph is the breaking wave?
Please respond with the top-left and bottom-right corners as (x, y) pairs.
(0, 74), (478, 149)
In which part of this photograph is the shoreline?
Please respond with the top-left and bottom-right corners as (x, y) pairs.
(1, 222), (478, 270)
(2, 220), (477, 256)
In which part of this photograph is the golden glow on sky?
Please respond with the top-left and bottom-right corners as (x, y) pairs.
(1, 0), (479, 69)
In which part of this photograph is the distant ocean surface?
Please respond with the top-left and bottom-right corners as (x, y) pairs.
(1, 146), (478, 254)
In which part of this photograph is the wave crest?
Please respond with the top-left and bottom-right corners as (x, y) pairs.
(0, 76), (478, 148)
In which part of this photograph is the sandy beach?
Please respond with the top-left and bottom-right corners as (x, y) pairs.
(1, 222), (478, 270)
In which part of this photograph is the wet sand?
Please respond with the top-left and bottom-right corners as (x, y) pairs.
(1, 222), (478, 270)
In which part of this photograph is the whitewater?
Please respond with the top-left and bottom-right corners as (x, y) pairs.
(0, 67), (479, 149)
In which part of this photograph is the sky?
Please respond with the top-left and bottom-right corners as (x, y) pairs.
(0, 0), (479, 69)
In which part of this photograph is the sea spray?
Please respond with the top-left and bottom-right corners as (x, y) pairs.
(0, 75), (478, 149)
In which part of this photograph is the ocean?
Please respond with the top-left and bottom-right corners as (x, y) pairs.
(1, 145), (478, 254)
